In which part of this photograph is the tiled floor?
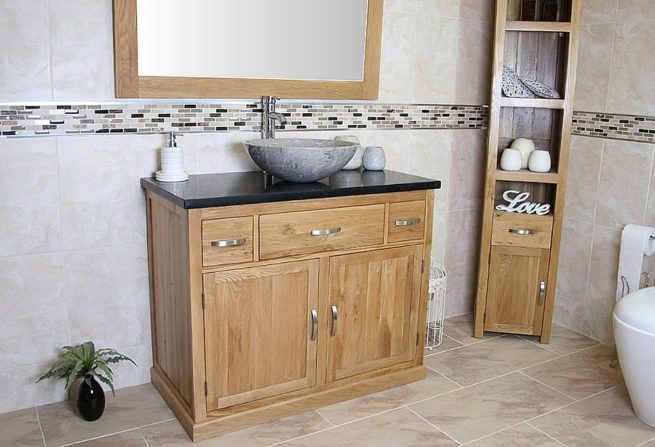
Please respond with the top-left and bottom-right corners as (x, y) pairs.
(3, 314), (655, 447)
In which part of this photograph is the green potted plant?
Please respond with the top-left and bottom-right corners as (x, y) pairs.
(37, 341), (136, 421)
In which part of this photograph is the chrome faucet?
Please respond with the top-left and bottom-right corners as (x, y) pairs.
(261, 95), (287, 139)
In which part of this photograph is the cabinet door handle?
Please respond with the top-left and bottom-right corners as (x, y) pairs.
(331, 305), (338, 336)
(311, 227), (341, 236)
(539, 281), (546, 306)
(509, 228), (535, 235)
(310, 309), (318, 341)
(210, 238), (246, 247)
(395, 218), (421, 226)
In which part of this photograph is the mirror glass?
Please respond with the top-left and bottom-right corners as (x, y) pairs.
(137, 0), (368, 81)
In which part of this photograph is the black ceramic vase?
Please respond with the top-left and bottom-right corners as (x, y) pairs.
(77, 376), (105, 421)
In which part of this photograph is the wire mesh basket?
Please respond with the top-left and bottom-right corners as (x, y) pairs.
(425, 264), (447, 349)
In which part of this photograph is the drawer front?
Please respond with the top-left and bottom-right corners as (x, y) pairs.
(202, 217), (254, 266)
(387, 200), (426, 243)
(491, 213), (553, 249)
(259, 204), (385, 260)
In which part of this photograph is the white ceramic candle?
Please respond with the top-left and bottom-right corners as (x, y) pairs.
(363, 146), (386, 171)
(528, 150), (551, 173)
(500, 148), (522, 171)
(510, 138), (536, 169)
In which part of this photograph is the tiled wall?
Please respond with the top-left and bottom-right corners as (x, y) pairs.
(555, 0), (655, 343)
(0, 0), (493, 413)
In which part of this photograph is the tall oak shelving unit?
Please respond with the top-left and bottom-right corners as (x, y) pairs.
(474, 0), (581, 343)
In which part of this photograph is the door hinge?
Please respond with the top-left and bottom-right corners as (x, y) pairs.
(204, 382), (208, 396)
(421, 259), (425, 273)
(201, 293), (205, 310)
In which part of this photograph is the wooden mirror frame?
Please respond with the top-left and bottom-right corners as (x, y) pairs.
(113, 0), (383, 99)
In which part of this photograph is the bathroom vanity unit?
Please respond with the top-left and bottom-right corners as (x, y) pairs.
(140, 170), (439, 441)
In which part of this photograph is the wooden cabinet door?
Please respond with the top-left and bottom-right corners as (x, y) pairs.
(484, 246), (550, 336)
(203, 260), (319, 411)
(327, 246), (423, 382)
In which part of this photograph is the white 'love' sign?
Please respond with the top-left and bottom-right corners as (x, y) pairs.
(495, 190), (551, 215)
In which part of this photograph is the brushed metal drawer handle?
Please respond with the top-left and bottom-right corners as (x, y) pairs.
(509, 229), (535, 236)
(210, 238), (246, 247)
(395, 218), (421, 227)
(331, 305), (338, 337)
(310, 309), (318, 341)
(311, 227), (341, 236)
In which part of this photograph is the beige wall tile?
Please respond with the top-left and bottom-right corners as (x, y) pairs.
(556, 218), (593, 301)
(595, 139), (653, 229)
(573, 24), (614, 112)
(608, 13), (655, 115)
(459, 0), (494, 23)
(57, 135), (146, 250)
(63, 244), (151, 351)
(444, 209), (481, 290)
(454, 19), (493, 105)
(407, 130), (452, 212)
(564, 136), (603, 223)
(554, 291), (585, 334)
(448, 130), (486, 212)
(584, 224), (621, 343)
(0, 139), (61, 258)
(412, 15), (459, 103)
(445, 284), (475, 318)
(0, 0), (51, 100)
(50, 0), (115, 101)
(378, 11), (416, 103)
(580, 0), (618, 25)
(194, 131), (261, 174)
(0, 254), (68, 367)
(432, 211), (448, 265)
(0, 363), (65, 413)
(645, 144), (655, 226)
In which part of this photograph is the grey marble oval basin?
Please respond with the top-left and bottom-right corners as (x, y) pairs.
(243, 138), (357, 183)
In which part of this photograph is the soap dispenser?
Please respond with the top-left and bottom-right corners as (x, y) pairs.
(156, 132), (189, 182)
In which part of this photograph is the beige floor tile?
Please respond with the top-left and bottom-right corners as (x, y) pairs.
(443, 314), (502, 345)
(641, 439), (655, 446)
(465, 423), (562, 447)
(531, 385), (655, 447)
(409, 373), (573, 444)
(280, 408), (457, 447)
(521, 344), (623, 399)
(0, 408), (44, 447)
(141, 411), (331, 447)
(316, 370), (460, 425)
(70, 430), (146, 446)
(424, 334), (464, 355)
(425, 336), (557, 386)
(520, 324), (600, 356)
(38, 384), (173, 447)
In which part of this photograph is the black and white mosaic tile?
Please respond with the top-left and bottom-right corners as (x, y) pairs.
(572, 111), (655, 144)
(0, 102), (486, 137)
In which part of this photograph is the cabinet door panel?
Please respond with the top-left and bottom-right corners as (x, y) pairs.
(484, 246), (549, 335)
(203, 260), (318, 410)
(327, 246), (422, 382)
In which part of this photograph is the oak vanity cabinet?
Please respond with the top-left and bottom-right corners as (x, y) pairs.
(142, 172), (438, 441)
(474, 0), (581, 343)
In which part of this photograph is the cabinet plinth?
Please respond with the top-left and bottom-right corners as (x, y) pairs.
(474, 0), (581, 343)
(145, 188), (435, 441)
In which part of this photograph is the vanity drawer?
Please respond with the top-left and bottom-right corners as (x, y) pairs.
(491, 212), (553, 249)
(387, 201), (426, 243)
(202, 217), (254, 267)
(259, 205), (385, 260)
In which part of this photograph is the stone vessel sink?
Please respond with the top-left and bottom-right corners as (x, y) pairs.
(243, 138), (357, 183)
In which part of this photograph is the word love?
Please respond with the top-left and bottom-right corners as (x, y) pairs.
(495, 190), (551, 215)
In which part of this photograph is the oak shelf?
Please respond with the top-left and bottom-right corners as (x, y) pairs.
(499, 98), (565, 109)
(495, 169), (559, 184)
(505, 21), (572, 33)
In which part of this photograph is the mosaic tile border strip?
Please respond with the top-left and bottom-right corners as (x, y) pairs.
(572, 111), (655, 144)
(0, 102), (487, 137)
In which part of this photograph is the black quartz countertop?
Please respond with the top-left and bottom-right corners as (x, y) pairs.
(140, 170), (440, 209)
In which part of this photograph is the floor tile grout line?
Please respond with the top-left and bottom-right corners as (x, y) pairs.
(636, 434), (655, 447)
(405, 406), (462, 446)
(459, 420), (528, 446)
(34, 406), (48, 447)
(516, 371), (580, 402)
(516, 334), (565, 356)
(56, 418), (176, 447)
(424, 363), (466, 389)
(514, 343), (606, 374)
(314, 408), (337, 427)
(524, 421), (569, 447)
(139, 430), (151, 447)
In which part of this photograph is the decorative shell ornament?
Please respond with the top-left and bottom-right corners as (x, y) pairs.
(502, 65), (531, 98)
(521, 78), (561, 99)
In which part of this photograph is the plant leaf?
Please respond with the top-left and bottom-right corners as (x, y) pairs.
(65, 360), (85, 394)
(92, 371), (115, 396)
(95, 361), (114, 382)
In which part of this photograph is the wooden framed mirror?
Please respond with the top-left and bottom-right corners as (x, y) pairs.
(113, 0), (383, 99)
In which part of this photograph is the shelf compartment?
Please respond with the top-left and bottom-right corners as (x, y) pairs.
(494, 181), (555, 214)
(505, 21), (571, 32)
(507, 0), (573, 23)
(495, 169), (559, 184)
(498, 107), (564, 174)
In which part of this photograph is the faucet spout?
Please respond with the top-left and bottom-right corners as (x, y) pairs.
(261, 96), (285, 139)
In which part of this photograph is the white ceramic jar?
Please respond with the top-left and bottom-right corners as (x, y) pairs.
(363, 146), (386, 170)
(500, 148), (522, 171)
(528, 150), (551, 172)
(510, 137), (536, 169)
